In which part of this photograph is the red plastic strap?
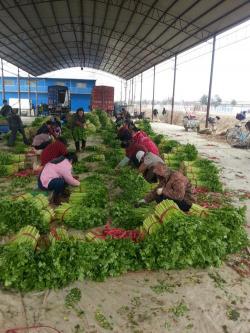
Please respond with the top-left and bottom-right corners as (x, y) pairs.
(50, 227), (60, 240)
(158, 206), (179, 224)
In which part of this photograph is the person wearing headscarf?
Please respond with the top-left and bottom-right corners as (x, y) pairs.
(135, 152), (193, 212)
(117, 128), (159, 168)
(72, 107), (86, 152)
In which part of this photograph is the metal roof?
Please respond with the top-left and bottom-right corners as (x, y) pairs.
(0, 0), (249, 79)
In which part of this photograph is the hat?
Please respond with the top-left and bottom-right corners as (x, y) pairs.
(136, 151), (145, 163)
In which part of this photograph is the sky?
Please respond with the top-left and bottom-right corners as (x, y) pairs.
(1, 19), (250, 103)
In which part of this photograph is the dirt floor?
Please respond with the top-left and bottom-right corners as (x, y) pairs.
(0, 126), (250, 333)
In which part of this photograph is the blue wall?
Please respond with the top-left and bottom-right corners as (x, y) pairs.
(0, 77), (96, 112)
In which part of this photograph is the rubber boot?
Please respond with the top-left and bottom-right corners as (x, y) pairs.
(75, 141), (80, 152)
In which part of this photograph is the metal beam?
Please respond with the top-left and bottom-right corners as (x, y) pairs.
(151, 65), (156, 121)
(1, 59), (5, 101)
(170, 55), (177, 124)
(206, 36), (216, 128)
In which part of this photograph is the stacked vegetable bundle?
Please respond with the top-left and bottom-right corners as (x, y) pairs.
(0, 152), (26, 176)
(0, 193), (53, 235)
(182, 159), (222, 192)
(0, 113), (248, 293)
(163, 143), (198, 169)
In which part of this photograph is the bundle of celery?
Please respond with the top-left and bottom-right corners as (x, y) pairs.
(0, 164), (19, 176)
(0, 152), (25, 164)
(69, 185), (108, 208)
(83, 153), (105, 162)
(163, 153), (181, 170)
(104, 148), (124, 168)
(85, 112), (101, 129)
(142, 214), (160, 234)
(56, 203), (107, 230)
(188, 204), (208, 217)
(16, 193), (50, 211)
(183, 159), (222, 192)
(114, 167), (151, 203)
(0, 226), (40, 289)
(85, 121), (96, 136)
(143, 200), (190, 234)
(159, 139), (180, 154)
(10, 225), (40, 248)
(0, 197), (50, 235)
(73, 162), (89, 174)
(110, 200), (153, 230)
(154, 200), (185, 223)
(49, 227), (71, 244)
(85, 145), (106, 153)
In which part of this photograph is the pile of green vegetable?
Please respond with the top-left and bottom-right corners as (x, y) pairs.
(183, 159), (222, 192)
(0, 194), (53, 235)
(0, 112), (248, 293)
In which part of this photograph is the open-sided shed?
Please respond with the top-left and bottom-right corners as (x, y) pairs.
(0, 0), (249, 79)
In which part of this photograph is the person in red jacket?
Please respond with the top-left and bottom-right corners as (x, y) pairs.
(40, 137), (68, 166)
(117, 131), (159, 167)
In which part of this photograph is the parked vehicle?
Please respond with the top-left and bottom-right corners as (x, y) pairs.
(183, 113), (200, 132)
(226, 122), (250, 148)
(91, 86), (114, 115)
(48, 85), (70, 116)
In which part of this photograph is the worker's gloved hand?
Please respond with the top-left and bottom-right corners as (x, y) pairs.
(135, 199), (146, 208)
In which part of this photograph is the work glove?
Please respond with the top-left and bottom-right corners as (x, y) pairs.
(156, 187), (163, 195)
(135, 199), (146, 208)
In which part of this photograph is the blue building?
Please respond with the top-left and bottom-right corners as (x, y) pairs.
(0, 77), (96, 112)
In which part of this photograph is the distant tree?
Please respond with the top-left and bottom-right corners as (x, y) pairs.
(212, 95), (222, 108)
(231, 99), (237, 106)
(200, 94), (208, 105)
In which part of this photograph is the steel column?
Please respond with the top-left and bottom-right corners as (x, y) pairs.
(151, 65), (156, 120)
(125, 80), (127, 104)
(131, 77), (134, 111)
(206, 36), (216, 128)
(139, 73), (143, 115)
(128, 79), (131, 106)
(170, 55), (177, 124)
(17, 68), (21, 115)
(28, 74), (31, 116)
(120, 79), (122, 104)
(35, 79), (38, 116)
(1, 59), (5, 101)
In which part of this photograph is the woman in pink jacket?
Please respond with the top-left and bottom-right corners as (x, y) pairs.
(38, 152), (80, 204)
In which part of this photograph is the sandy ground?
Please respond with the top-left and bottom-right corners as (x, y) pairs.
(0, 127), (250, 333)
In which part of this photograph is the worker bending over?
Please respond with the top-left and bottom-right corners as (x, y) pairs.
(135, 151), (193, 212)
(38, 152), (79, 205)
(40, 137), (68, 166)
(117, 128), (159, 167)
